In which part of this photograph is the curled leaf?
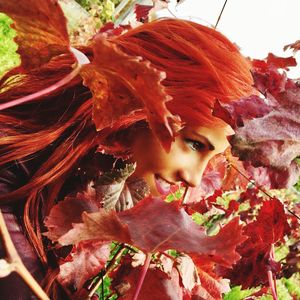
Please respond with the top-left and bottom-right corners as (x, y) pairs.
(0, 0), (70, 71)
(80, 36), (181, 150)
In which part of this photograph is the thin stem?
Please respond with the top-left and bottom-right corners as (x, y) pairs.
(0, 210), (49, 300)
(267, 244), (278, 300)
(88, 244), (126, 298)
(230, 164), (300, 220)
(267, 270), (278, 300)
(0, 65), (81, 111)
(133, 253), (151, 300)
(214, 0), (228, 29)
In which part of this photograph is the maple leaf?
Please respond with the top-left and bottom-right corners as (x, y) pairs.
(58, 240), (110, 292)
(58, 197), (244, 267)
(0, 0), (70, 71)
(224, 198), (290, 288)
(80, 35), (181, 151)
(213, 57), (300, 188)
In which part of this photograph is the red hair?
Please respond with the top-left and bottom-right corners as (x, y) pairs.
(112, 19), (253, 127)
(0, 18), (253, 296)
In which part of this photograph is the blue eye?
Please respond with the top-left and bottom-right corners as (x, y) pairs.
(185, 139), (206, 152)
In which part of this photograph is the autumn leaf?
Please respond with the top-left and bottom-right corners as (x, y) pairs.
(44, 191), (101, 242)
(111, 255), (186, 300)
(80, 35), (181, 151)
(213, 56), (300, 188)
(58, 240), (110, 292)
(0, 0), (70, 71)
(58, 197), (245, 267)
(192, 257), (230, 300)
(94, 163), (149, 212)
(224, 198), (290, 288)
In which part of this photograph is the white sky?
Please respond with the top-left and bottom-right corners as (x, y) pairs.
(164, 0), (300, 78)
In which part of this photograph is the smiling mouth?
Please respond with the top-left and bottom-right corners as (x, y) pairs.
(154, 174), (174, 195)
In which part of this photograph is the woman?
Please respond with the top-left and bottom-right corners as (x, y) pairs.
(0, 9), (253, 299)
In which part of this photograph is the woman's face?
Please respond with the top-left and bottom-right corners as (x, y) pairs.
(130, 125), (232, 196)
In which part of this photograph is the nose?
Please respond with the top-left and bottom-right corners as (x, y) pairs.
(178, 161), (208, 188)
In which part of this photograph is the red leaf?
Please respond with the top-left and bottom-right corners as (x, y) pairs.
(135, 5), (153, 22)
(58, 197), (245, 267)
(58, 240), (110, 291)
(80, 36), (181, 151)
(112, 256), (186, 300)
(44, 192), (101, 242)
(192, 257), (230, 300)
(213, 57), (300, 188)
(213, 96), (273, 128)
(266, 53), (297, 70)
(0, 0), (70, 71)
(224, 198), (290, 288)
(99, 22), (131, 36)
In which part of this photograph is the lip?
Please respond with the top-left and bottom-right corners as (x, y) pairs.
(154, 174), (174, 195)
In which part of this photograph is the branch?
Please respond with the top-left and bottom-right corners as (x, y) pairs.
(0, 210), (49, 300)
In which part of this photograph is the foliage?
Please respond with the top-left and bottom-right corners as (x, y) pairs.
(75, 0), (121, 26)
(0, 1), (299, 299)
(0, 13), (19, 77)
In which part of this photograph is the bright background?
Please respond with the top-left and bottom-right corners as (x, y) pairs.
(158, 0), (300, 78)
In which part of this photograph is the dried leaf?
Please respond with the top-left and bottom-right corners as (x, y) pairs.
(94, 163), (149, 211)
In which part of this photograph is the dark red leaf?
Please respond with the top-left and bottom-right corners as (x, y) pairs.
(213, 57), (300, 188)
(224, 198), (290, 288)
(135, 4), (153, 22)
(266, 53), (297, 70)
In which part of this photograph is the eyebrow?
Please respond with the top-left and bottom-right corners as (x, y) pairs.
(192, 131), (215, 151)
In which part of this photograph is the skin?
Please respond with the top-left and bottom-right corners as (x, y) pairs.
(130, 124), (233, 196)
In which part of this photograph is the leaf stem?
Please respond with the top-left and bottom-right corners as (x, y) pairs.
(133, 253), (151, 300)
(268, 244), (278, 300)
(0, 210), (49, 300)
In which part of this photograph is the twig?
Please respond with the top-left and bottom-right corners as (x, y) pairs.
(0, 210), (49, 300)
(88, 243), (126, 298)
(214, 0), (228, 29)
(230, 164), (300, 220)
